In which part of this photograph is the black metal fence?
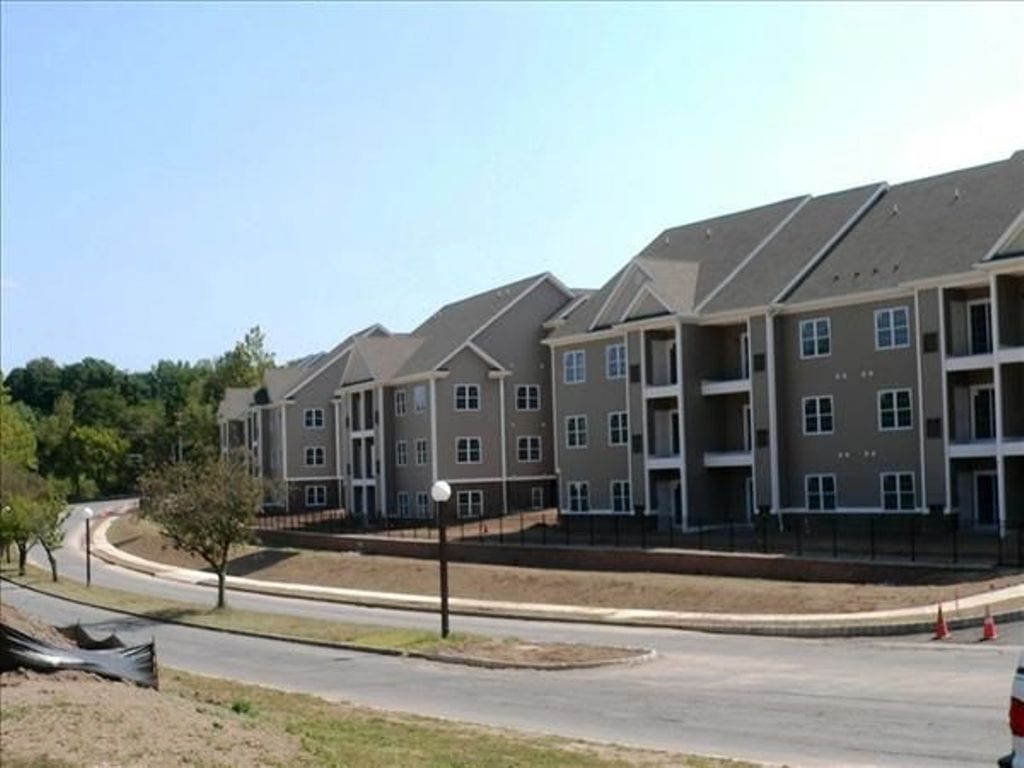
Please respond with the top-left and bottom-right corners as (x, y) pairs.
(254, 506), (1024, 568)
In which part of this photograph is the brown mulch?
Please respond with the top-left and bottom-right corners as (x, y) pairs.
(108, 514), (1024, 615)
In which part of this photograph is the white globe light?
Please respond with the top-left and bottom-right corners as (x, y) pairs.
(430, 480), (452, 503)
(83, 507), (95, 520)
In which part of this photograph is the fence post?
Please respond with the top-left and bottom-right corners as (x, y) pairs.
(795, 516), (803, 556)
(997, 527), (1003, 567)
(869, 516), (876, 561)
(668, 520), (674, 549)
(832, 516), (838, 559)
(761, 514), (769, 554)
(542, 513), (547, 546)
(641, 517), (647, 549)
(952, 519), (959, 564)
(697, 523), (704, 550)
(614, 515), (620, 547)
(910, 515), (916, 563)
(498, 514), (504, 545)
(520, 510), (525, 546)
(565, 515), (570, 546)
(728, 520), (735, 552)
(1017, 523), (1022, 568)
(589, 514), (595, 546)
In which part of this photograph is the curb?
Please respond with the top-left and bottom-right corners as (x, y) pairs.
(0, 576), (654, 672)
(92, 535), (1024, 638)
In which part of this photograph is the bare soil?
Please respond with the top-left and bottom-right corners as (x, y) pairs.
(110, 514), (1024, 614)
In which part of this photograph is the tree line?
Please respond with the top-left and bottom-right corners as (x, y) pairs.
(0, 327), (274, 583)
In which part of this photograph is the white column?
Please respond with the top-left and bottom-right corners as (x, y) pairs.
(914, 290), (927, 511)
(939, 287), (952, 512)
(765, 311), (780, 513)
(674, 320), (688, 531)
(499, 377), (508, 515)
(377, 385), (386, 517)
(429, 378), (439, 483)
(990, 272), (1007, 537)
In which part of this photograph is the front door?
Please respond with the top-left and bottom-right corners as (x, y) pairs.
(974, 472), (998, 527)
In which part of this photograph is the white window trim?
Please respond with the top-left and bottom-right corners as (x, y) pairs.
(605, 343), (626, 380)
(880, 471), (916, 511)
(563, 349), (586, 384)
(801, 395), (834, 436)
(303, 408), (325, 429)
(456, 490), (484, 518)
(874, 306), (911, 351)
(396, 491), (410, 517)
(453, 383), (481, 412)
(415, 438), (429, 466)
(610, 479), (630, 512)
(804, 474), (837, 511)
(415, 492), (430, 518)
(799, 317), (832, 359)
(395, 440), (408, 467)
(568, 481), (590, 512)
(515, 384), (540, 411)
(607, 411), (628, 446)
(304, 446), (326, 466)
(305, 485), (327, 508)
(565, 414), (588, 449)
(456, 436), (483, 464)
(877, 388), (914, 432)
(395, 390), (407, 417)
(413, 384), (427, 414)
(517, 435), (542, 463)
(530, 486), (544, 510)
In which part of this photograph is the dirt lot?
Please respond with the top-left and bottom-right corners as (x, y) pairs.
(110, 514), (1023, 614)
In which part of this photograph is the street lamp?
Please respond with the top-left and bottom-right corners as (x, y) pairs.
(83, 507), (94, 587)
(430, 480), (452, 639)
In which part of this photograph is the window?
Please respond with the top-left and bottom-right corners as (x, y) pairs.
(800, 317), (831, 358)
(413, 384), (427, 413)
(457, 490), (483, 518)
(304, 408), (324, 428)
(568, 482), (589, 512)
(395, 440), (408, 466)
(395, 390), (407, 417)
(305, 485), (327, 507)
(563, 350), (586, 384)
(802, 396), (834, 435)
(610, 480), (630, 512)
(415, 438), (429, 466)
(875, 307), (910, 350)
(607, 411), (628, 446)
(878, 389), (913, 431)
(565, 415), (588, 448)
(805, 475), (836, 510)
(456, 437), (482, 464)
(881, 472), (916, 510)
(396, 492), (410, 517)
(304, 446), (325, 466)
(530, 487), (544, 510)
(454, 384), (480, 411)
(416, 492), (429, 518)
(517, 435), (541, 463)
(605, 343), (627, 379)
(516, 384), (540, 411)
(972, 386), (996, 440)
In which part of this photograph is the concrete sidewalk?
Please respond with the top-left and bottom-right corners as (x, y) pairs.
(91, 515), (1024, 637)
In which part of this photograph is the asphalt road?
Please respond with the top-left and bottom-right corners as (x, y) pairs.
(3, 501), (1020, 767)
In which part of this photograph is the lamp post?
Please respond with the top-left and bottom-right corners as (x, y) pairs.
(430, 480), (452, 639)
(83, 507), (94, 587)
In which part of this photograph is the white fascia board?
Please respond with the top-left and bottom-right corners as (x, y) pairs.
(619, 282), (674, 324)
(695, 195), (812, 314)
(981, 206), (1024, 262)
(282, 323), (390, 400)
(775, 286), (913, 316)
(973, 254), (1024, 274)
(772, 183), (888, 306)
(542, 326), (626, 347)
(587, 259), (651, 332)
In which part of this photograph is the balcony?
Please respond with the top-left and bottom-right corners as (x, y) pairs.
(948, 439), (997, 459)
(703, 450), (753, 468)
(700, 377), (751, 397)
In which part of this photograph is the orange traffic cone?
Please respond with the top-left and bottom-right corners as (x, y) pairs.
(982, 606), (998, 641)
(934, 604), (951, 640)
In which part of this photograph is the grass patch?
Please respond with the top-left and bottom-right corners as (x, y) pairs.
(2, 565), (643, 666)
(162, 668), (758, 767)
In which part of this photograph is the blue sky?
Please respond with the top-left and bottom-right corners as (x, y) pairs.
(2, 2), (1022, 372)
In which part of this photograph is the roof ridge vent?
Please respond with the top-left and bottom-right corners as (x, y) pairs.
(891, 203), (900, 216)
(705, 227), (712, 240)
(953, 186), (960, 201)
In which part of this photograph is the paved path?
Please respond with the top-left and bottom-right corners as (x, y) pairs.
(4, 500), (1021, 767)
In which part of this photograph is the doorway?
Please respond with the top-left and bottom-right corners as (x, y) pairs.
(974, 471), (998, 528)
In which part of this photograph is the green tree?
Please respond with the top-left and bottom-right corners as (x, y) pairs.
(139, 451), (262, 608)
(0, 462), (67, 578)
(69, 424), (130, 497)
(4, 357), (63, 412)
(1, 382), (37, 470)
(208, 326), (275, 402)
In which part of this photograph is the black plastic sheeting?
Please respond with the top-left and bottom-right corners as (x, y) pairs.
(0, 623), (158, 688)
(58, 622), (126, 650)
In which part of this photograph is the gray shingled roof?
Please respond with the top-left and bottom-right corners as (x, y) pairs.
(341, 335), (424, 385)
(216, 387), (254, 421)
(281, 323), (390, 398)
(702, 183), (884, 314)
(260, 367), (307, 403)
(786, 154), (1024, 304)
(392, 274), (548, 377)
(548, 197), (806, 338)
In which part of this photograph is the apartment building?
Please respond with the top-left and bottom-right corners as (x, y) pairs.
(217, 325), (390, 509)
(334, 273), (576, 520)
(546, 151), (1023, 533)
